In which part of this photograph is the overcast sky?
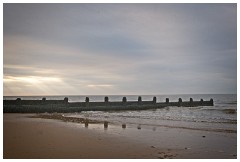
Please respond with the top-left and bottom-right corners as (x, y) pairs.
(3, 3), (237, 96)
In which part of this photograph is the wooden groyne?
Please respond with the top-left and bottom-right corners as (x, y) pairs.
(3, 96), (214, 113)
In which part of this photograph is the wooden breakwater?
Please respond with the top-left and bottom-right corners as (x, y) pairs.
(3, 96), (214, 113)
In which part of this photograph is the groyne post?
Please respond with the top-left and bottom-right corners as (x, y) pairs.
(104, 121), (108, 129)
(64, 97), (68, 104)
(138, 96), (142, 104)
(16, 98), (21, 105)
(190, 98), (193, 106)
(85, 97), (89, 107)
(200, 99), (204, 105)
(122, 97), (127, 103)
(85, 119), (89, 128)
(178, 98), (182, 107)
(166, 98), (169, 104)
(42, 97), (46, 105)
(104, 96), (109, 106)
(210, 98), (214, 106)
(153, 96), (157, 104)
(190, 98), (193, 103)
(104, 96), (109, 102)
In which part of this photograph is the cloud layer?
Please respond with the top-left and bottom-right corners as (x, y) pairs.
(3, 4), (237, 95)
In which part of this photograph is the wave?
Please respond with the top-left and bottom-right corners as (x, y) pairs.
(136, 123), (237, 134)
(69, 113), (237, 126)
(222, 109), (237, 114)
(200, 108), (237, 114)
(225, 101), (237, 104)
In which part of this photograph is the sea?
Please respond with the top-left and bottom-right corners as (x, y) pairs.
(4, 94), (237, 133)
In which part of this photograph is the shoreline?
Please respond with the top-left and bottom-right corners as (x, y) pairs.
(31, 113), (237, 133)
(3, 113), (237, 159)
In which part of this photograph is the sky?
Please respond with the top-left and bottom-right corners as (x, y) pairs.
(3, 3), (237, 96)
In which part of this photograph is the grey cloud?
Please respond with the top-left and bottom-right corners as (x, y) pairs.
(3, 3), (237, 95)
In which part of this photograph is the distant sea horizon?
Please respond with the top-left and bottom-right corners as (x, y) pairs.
(3, 93), (237, 97)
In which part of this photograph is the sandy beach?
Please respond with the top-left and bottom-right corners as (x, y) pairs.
(3, 113), (172, 159)
(3, 113), (237, 159)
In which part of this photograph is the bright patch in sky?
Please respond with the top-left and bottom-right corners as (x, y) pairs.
(3, 76), (62, 84)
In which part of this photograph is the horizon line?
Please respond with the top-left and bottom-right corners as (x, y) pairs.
(3, 93), (237, 97)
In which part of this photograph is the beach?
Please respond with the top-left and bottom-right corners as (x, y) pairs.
(3, 113), (237, 159)
(3, 113), (174, 159)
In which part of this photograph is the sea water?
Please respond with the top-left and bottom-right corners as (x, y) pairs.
(4, 94), (237, 133)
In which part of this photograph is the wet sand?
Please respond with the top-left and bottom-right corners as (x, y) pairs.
(3, 113), (175, 159)
(3, 113), (237, 159)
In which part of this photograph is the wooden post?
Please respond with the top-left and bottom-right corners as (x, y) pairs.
(85, 119), (89, 128)
(42, 97), (46, 105)
(122, 97), (127, 103)
(104, 96), (109, 106)
(153, 96), (157, 104)
(64, 97), (68, 104)
(166, 98), (169, 104)
(210, 98), (214, 106)
(200, 99), (204, 105)
(190, 98), (193, 106)
(190, 98), (193, 103)
(85, 97), (89, 107)
(138, 96), (142, 104)
(104, 121), (108, 129)
(16, 98), (21, 105)
(122, 124), (126, 129)
(178, 98), (182, 107)
(104, 96), (109, 102)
